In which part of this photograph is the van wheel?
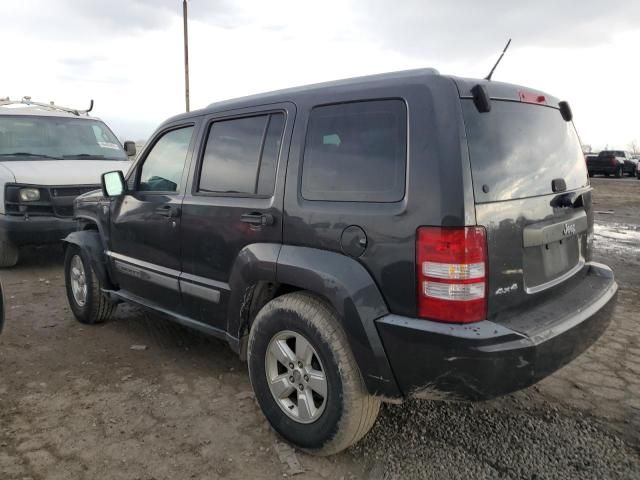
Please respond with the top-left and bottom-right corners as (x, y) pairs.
(0, 241), (19, 268)
(247, 292), (380, 455)
(615, 166), (623, 178)
(588, 170), (594, 177)
(64, 245), (116, 324)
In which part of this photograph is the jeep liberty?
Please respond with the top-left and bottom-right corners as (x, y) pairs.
(63, 69), (617, 455)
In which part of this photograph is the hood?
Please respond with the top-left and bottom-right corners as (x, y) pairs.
(1, 160), (132, 186)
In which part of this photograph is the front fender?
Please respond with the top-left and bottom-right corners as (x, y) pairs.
(276, 246), (401, 398)
(62, 230), (115, 290)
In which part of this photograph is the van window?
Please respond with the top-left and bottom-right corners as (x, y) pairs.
(301, 100), (407, 202)
(198, 113), (285, 195)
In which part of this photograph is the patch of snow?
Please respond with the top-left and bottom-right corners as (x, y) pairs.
(593, 222), (640, 255)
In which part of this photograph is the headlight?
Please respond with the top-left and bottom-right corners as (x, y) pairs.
(19, 188), (40, 202)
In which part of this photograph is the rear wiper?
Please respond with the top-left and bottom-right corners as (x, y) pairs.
(0, 152), (62, 159)
(62, 154), (105, 159)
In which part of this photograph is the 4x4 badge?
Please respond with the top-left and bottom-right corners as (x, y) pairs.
(563, 223), (576, 236)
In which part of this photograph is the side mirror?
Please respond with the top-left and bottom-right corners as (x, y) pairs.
(101, 170), (126, 197)
(123, 141), (136, 157)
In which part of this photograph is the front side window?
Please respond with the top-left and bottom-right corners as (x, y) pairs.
(301, 100), (407, 202)
(139, 126), (193, 192)
(198, 113), (285, 196)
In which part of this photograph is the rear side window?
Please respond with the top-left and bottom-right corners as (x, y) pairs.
(301, 100), (407, 202)
(198, 113), (285, 196)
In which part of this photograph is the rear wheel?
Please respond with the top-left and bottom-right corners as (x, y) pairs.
(0, 241), (19, 268)
(64, 245), (116, 324)
(588, 170), (594, 177)
(248, 292), (380, 455)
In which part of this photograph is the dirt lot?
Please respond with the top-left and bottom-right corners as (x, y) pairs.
(0, 177), (639, 479)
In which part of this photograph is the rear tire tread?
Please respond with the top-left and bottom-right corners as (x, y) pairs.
(249, 292), (380, 455)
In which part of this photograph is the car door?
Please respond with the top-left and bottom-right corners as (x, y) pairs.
(179, 104), (294, 330)
(107, 122), (198, 313)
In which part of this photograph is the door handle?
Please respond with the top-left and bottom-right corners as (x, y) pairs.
(155, 205), (181, 218)
(240, 212), (274, 226)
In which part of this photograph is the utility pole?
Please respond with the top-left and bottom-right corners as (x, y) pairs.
(183, 0), (190, 112)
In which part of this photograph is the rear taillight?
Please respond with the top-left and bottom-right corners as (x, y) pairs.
(416, 227), (487, 323)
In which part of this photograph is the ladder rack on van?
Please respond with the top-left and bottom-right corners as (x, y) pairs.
(0, 96), (94, 116)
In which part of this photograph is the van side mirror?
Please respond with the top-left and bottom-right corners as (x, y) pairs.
(102, 170), (126, 197)
(123, 141), (136, 157)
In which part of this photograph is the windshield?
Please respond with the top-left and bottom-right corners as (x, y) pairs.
(0, 115), (127, 160)
(462, 100), (588, 203)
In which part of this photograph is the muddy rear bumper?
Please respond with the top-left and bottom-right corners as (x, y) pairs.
(376, 262), (617, 401)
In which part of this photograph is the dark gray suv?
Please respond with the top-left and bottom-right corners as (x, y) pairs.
(63, 69), (617, 455)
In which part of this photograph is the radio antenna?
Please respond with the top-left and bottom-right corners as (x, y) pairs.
(485, 38), (511, 81)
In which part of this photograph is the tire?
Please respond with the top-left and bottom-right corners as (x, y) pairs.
(64, 245), (116, 324)
(588, 170), (594, 177)
(247, 292), (380, 455)
(0, 241), (19, 268)
(615, 165), (623, 178)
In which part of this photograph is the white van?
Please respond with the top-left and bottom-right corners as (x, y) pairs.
(0, 98), (134, 266)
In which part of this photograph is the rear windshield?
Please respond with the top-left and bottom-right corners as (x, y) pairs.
(598, 150), (623, 157)
(462, 100), (587, 203)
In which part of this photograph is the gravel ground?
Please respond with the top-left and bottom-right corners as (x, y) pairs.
(354, 398), (638, 479)
(0, 177), (639, 479)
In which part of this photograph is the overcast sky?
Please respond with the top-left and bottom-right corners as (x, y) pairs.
(3, 0), (639, 150)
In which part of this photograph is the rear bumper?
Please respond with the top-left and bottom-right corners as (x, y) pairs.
(376, 262), (617, 401)
(0, 214), (76, 246)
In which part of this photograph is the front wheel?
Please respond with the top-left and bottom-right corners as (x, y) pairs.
(64, 245), (116, 324)
(248, 292), (380, 455)
(615, 165), (623, 178)
(0, 240), (19, 268)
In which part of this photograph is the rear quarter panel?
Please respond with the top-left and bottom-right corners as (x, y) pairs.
(283, 75), (474, 317)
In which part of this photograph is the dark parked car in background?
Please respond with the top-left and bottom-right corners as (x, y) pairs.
(62, 69), (617, 455)
(587, 150), (637, 177)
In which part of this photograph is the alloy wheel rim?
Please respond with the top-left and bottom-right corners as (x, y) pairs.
(265, 330), (328, 424)
(70, 255), (88, 307)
